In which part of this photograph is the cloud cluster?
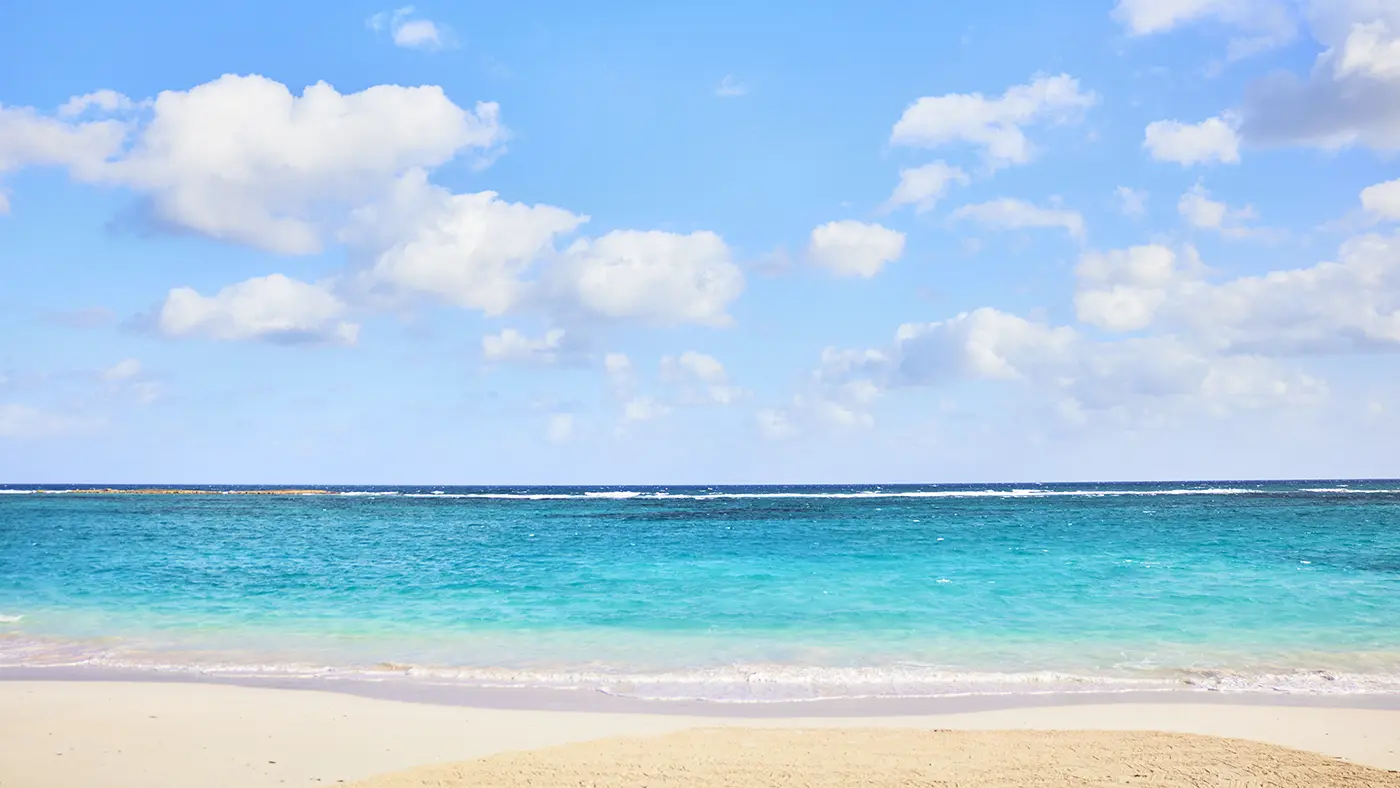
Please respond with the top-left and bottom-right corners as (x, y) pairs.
(766, 225), (1400, 437)
(0, 75), (747, 345)
(1074, 234), (1400, 353)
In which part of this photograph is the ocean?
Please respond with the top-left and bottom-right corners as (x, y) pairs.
(2, 481), (1399, 702)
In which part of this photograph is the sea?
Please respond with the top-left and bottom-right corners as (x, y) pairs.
(2, 481), (1399, 703)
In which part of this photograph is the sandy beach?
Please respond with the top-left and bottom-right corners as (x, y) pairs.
(2, 681), (1399, 787)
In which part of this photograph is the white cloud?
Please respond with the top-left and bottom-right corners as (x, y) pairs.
(113, 75), (501, 253)
(950, 198), (1086, 240)
(395, 20), (443, 49)
(890, 74), (1097, 168)
(1361, 177), (1400, 220)
(623, 396), (669, 422)
(157, 274), (359, 345)
(715, 75), (748, 98)
(363, 173), (586, 315)
(660, 351), (745, 404)
(1115, 186), (1148, 217)
(1240, 3), (1400, 151)
(816, 306), (1323, 426)
(1178, 184), (1229, 229)
(2, 75), (504, 254)
(100, 359), (142, 382)
(1075, 234), (1400, 354)
(369, 7), (449, 51)
(1335, 19), (1400, 81)
(1075, 245), (1199, 332)
(1112, 0), (1297, 58)
(5, 76), (752, 340)
(885, 161), (969, 213)
(893, 308), (1078, 382)
(1144, 116), (1241, 165)
(482, 328), (569, 364)
(0, 404), (101, 439)
(546, 413), (574, 442)
(1176, 183), (1273, 239)
(57, 90), (136, 118)
(807, 220), (906, 278)
(553, 230), (744, 325)
(0, 102), (127, 179)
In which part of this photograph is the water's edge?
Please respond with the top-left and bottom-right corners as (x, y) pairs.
(6, 666), (1400, 717)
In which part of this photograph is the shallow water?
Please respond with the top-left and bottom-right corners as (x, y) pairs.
(2, 481), (1398, 701)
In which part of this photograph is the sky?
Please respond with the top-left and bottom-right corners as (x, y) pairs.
(1, 0), (1398, 484)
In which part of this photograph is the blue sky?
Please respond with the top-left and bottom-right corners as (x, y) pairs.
(1, 0), (1398, 483)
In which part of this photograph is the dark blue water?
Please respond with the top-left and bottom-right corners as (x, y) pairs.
(2, 481), (1398, 700)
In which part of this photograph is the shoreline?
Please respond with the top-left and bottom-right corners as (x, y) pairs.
(6, 665), (1400, 716)
(3, 679), (1400, 787)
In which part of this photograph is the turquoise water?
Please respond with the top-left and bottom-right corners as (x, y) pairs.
(2, 481), (1399, 701)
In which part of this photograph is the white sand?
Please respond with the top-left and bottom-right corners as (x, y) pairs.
(1, 681), (1398, 787)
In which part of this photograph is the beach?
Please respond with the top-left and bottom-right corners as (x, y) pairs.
(3, 680), (1400, 786)
(5, 484), (1400, 785)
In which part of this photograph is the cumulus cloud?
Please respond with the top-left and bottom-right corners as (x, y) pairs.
(5, 76), (751, 341)
(786, 229), (1400, 428)
(660, 351), (746, 404)
(0, 103), (127, 180)
(815, 306), (1323, 426)
(1112, 0), (1297, 58)
(1361, 177), (1400, 220)
(1075, 234), (1400, 354)
(1, 75), (504, 253)
(1075, 245), (1201, 332)
(362, 172), (586, 314)
(552, 230), (744, 325)
(885, 161), (969, 213)
(156, 274), (359, 345)
(368, 7), (449, 51)
(807, 220), (906, 278)
(57, 90), (136, 118)
(950, 198), (1086, 240)
(1239, 2), (1400, 151)
(1115, 186), (1149, 217)
(890, 74), (1097, 168)
(481, 328), (570, 364)
(1144, 116), (1241, 165)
